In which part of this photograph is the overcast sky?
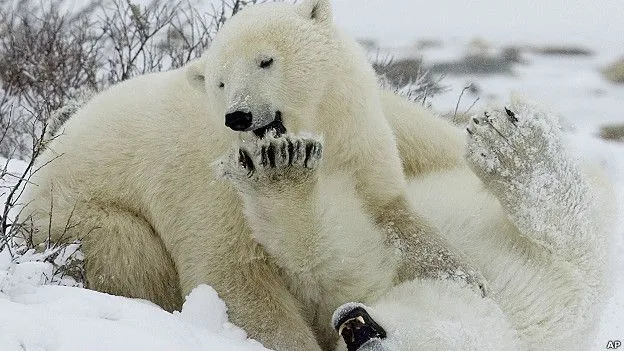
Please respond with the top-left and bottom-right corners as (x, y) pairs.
(61, 0), (622, 53)
(331, 0), (622, 52)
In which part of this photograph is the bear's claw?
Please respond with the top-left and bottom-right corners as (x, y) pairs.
(238, 149), (255, 176)
(504, 106), (518, 123)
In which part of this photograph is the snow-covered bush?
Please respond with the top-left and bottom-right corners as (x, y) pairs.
(373, 55), (446, 105)
(0, 113), (86, 292)
(0, 0), (269, 160)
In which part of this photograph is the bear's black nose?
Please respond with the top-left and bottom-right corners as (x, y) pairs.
(225, 111), (253, 131)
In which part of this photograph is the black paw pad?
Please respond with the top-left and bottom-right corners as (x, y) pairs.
(334, 306), (386, 351)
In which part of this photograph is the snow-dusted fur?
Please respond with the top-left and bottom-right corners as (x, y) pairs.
(322, 99), (614, 350)
(19, 0), (482, 350)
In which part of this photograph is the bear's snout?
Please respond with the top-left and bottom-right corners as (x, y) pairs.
(225, 111), (253, 131)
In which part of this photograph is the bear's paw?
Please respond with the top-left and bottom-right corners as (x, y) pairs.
(218, 134), (323, 190)
(465, 100), (566, 191)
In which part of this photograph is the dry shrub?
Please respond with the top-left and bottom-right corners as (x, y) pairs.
(602, 58), (624, 84)
(374, 56), (446, 105)
(0, 0), (267, 159)
(0, 0), (268, 286)
(599, 123), (624, 142)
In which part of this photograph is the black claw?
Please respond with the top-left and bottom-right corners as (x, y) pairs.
(472, 117), (480, 125)
(238, 149), (254, 176)
(267, 143), (276, 168)
(335, 307), (386, 351)
(304, 142), (314, 168)
(287, 139), (295, 165)
(294, 140), (302, 162)
(505, 107), (518, 124)
(260, 146), (268, 167)
(466, 128), (474, 135)
(279, 141), (288, 165)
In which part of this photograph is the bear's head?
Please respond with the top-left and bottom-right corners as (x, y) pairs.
(187, 0), (338, 138)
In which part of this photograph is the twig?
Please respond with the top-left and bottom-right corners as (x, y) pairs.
(454, 84), (472, 119)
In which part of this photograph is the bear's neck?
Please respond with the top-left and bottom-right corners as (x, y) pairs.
(320, 32), (381, 121)
(312, 32), (386, 164)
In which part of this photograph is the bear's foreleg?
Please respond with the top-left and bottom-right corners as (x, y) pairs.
(465, 99), (597, 264)
(374, 196), (487, 295)
(219, 133), (324, 275)
(220, 133), (402, 351)
(348, 119), (487, 295)
(219, 134), (345, 350)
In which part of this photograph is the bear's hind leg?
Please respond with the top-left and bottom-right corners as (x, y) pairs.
(77, 204), (183, 312)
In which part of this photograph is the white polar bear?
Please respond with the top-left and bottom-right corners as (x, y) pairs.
(222, 97), (615, 350)
(20, 0), (482, 350)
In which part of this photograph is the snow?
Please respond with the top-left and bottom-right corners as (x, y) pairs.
(1, 0), (624, 349)
(427, 53), (624, 134)
(0, 158), (268, 350)
(0, 282), (268, 351)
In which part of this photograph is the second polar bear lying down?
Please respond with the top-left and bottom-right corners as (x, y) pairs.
(221, 98), (615, 350)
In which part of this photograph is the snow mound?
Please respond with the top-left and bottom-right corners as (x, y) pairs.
(0, 270), (270, 351)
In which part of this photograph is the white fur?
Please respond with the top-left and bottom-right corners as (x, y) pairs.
(324, 101), (615, 350)
(19, 0), (614, 350)
(20, 0), (471, 350)
(221, 97), (615, 350)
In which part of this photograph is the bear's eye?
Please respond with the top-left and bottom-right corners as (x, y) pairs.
(259, 58), (274, 69)
(218, 82), (225, 89)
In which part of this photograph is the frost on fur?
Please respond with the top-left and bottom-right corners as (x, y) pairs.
(466, 98), (594, 261)
(378, 198), (488, 296)
(45, 90), (95, 141)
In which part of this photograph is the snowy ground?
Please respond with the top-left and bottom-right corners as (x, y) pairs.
(0, 279), (268, 351)
(2, 1), (623, 350)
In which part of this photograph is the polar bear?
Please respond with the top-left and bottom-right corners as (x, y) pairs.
(20, 0), (482, 350)
(221, 98), (615, 350)
(333, 102), (616, 350)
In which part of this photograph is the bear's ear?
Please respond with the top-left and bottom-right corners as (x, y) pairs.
(186, 57), (206, 92)
(297, 0), (332, 25)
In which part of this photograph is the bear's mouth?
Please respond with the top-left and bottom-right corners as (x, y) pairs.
(253, 111), (286, 138)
